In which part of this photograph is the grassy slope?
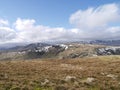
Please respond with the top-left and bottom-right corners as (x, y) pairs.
(58, 44), (105, 59)
(0, 56), (120, 90)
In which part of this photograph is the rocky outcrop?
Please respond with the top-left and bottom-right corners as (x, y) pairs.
(25, 45), (65, 59)
(66, 52), (89, 58)
(96, 47), (120, 55)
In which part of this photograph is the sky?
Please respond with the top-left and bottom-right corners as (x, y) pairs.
(0, 0), (120, 45)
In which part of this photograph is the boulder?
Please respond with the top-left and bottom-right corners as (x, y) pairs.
(65, 76), (76, 82)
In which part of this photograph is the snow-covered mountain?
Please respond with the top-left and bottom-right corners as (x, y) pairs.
(0, 40), (120, 60)
(0, 43), (68, 60)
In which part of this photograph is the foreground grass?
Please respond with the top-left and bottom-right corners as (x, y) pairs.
(0, 56), (120, 90)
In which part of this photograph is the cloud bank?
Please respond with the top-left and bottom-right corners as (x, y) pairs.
(70, 3), (120, 39)
(0, 3), (120, 44)
(70, 3), (120, 29)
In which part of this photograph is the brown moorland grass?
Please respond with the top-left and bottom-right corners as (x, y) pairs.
(0, 56), (120, 90)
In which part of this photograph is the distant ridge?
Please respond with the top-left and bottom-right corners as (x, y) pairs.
(0, 43), (51, 52)
(1, 40), (120, 52)
(89, 40), (120, 46)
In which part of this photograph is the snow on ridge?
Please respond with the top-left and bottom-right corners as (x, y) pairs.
(59, 44), (68, 50)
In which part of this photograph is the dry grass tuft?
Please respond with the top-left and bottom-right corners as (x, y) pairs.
(0, 56), (120, 90)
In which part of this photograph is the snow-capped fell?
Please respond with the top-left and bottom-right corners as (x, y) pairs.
(44, 46), (52, 52)
(60, 44), (68, 50)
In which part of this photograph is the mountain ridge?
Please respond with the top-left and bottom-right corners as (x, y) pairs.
(1, 39), (120, 50)
(1, 40), (120, 60)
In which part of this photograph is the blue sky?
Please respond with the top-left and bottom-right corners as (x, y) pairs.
(0, 0), (119, 28)
(0, 0), (120, 44)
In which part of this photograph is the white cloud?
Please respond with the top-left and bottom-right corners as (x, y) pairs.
(0, 27), (16, 42)
(0, 19), (9, 26)
(70, 3), (120, 29)
(69, 3), (120, 39)
(14, 18), (35, 31)
(0, 3), (120, 45)
(14, 19), (81, 43)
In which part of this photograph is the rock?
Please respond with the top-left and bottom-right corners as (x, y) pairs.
(65, 76), (76, 82)
(101, 72), (108, 75)
(85, 77), (95, 84)
(106, 74), (117, 79)
(41, 79), (49, 86)
(79, 52), (88, 58)
(96, 47), (120, 55)
(69, 53), (78, 58)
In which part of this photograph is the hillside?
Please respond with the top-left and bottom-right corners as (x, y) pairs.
(0, 43), (120, 90)
(0, 56), (120, 90)
(0, 43), (103, 60)
(1, 42), (120, 60)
